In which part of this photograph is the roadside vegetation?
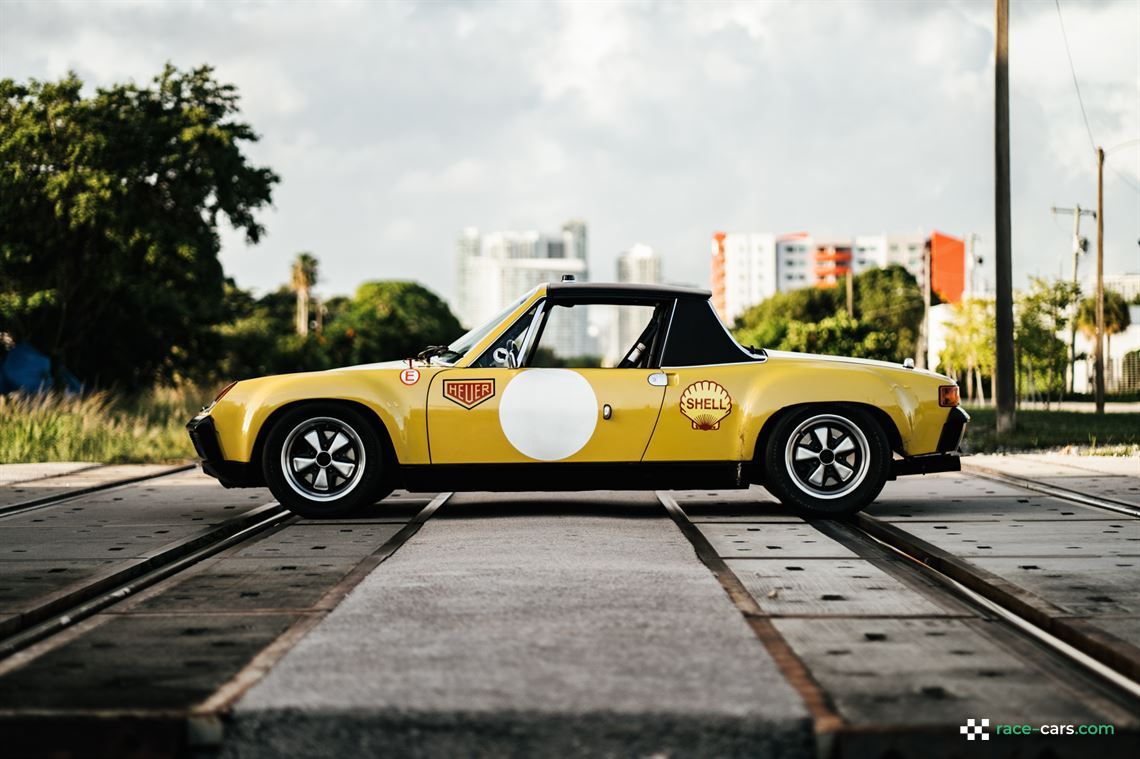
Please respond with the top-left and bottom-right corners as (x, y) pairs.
(963, 408), (1140, 455)
(0, 390), (203, 463)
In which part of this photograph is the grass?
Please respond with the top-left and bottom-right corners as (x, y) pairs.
(963, 407), (1140, 455)
(3, 390), (1136, 463)
(0, 388), (206, 464)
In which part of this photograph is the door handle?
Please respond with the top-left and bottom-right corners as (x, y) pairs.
(647, 372), (673, 387)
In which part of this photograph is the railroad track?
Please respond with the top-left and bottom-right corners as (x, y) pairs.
(0, 463), (196, 519)
(660, 472), (1140, 721)
(0, 466), (450, 666)
(961, 461), (1140, 519)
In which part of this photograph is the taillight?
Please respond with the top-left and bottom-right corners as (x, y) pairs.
(939, 385), (960, 407)
(213, 381), (237, 404)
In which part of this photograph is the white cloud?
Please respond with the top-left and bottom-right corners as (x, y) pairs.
(1, 0), (1137, 303)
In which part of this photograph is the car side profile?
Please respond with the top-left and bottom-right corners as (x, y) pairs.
(187, 281), (967, 518)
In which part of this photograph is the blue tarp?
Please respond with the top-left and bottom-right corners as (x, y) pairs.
(0, 343), (82, 394)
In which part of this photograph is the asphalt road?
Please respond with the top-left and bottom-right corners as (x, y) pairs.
(0, 457), (1137, 758)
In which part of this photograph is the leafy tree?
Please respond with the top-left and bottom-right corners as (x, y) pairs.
(0, 66), (278, 389)
(1015, 278), (1080, 406)
(732, 264), (923, 362)
(778, 312), (898, 361)
(1077, 290), (1132, 364)
(850, 265), (926, 360)
(733, 285), (839, 347)
(326, 281), (463, 366)
(939, 298), (995, 402)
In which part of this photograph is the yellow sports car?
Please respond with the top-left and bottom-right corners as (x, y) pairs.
(187, 281), (967, 518)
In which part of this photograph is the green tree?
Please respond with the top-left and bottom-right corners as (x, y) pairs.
(326, 281), (463, 365)
(733, 286), (840, 350)
(0, 65), (278, 389)
(939, 298), (995, 403)
(851, 265), (926, 360)
(778, 312), (899, 361)
(1015, 278), (1080, 406)
(1077, 290), (1132, 366)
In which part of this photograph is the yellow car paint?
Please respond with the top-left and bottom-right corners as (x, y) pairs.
(202, 284), (957, 472)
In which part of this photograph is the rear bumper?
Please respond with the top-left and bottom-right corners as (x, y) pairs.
(890, 406), (969, 479)
(186, 414), (261, 488)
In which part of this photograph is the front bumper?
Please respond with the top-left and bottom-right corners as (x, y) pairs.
(890, 406), (969, 479)
(186, 414), (260, 488)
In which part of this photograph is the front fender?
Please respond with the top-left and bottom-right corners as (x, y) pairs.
(208, 369), (436, 465)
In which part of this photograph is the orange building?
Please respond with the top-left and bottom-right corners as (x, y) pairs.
(812, 239), (852, 287)
(929, 231), (965, 303)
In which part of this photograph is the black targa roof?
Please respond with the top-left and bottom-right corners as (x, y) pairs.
(543, 281), (758, 366)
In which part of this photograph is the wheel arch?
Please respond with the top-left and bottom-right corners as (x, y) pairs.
(251, 398), (399, 482)
(753, 401), (903, 478)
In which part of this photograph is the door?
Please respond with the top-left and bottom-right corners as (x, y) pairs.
(427, 299), (667, 464)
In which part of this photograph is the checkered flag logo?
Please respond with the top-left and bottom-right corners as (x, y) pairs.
(960, 718), (990, 741)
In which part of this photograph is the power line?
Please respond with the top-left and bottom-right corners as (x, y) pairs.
(1054, 0), (1097, 155)
(1108, 164), (1140, 194)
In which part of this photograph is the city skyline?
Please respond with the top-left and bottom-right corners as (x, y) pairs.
(3, 1), (1137, 305)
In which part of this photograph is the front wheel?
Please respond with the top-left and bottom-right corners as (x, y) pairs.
(762, 406), (890, 517)
(262, 404), (390, 518)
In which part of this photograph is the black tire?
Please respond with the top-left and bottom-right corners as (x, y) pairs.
(261, 403), (391, 519)
(761, 405), (890, 517)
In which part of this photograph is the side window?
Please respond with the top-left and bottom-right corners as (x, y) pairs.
(470, 303), (540, 368)
(531, 303), (658, 368)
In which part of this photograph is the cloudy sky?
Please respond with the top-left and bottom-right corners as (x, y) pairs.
(2, 0), (1138, 307)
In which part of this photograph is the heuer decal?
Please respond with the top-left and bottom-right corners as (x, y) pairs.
(679, 380), (732, 430)
(443, 378), (495, 410)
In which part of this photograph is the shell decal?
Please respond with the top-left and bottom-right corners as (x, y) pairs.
(679, 380), (732, 431)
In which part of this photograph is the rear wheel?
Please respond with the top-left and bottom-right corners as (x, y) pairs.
(762, 405), (890, 517)
(262, 404), (390, 518)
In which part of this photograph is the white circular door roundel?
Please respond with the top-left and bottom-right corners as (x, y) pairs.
(499, 369), (598, 461)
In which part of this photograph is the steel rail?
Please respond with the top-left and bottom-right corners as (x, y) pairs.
(0, 501), (292, 659)
(0, 464), (196, 519)
(851, 511), (1140, 696)
(962, 462), (1140, 519)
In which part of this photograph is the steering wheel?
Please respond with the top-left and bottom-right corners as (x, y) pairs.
(493, 339), (520, 368)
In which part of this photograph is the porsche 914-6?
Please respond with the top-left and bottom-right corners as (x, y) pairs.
(187, 281), (967, 518)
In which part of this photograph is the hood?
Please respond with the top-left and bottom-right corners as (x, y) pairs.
(336, 359), (418, 372)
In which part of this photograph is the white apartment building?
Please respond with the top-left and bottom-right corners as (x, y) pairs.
(455, 220), (591, 358)
(1105, 273), (1140, 302)
(600, 243), (665, 365)
(775, 234), (813, 293)
(711, 233), (778, 323)
(852, 234), (926, 281)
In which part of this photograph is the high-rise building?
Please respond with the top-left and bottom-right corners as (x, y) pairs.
(711, 232), (777, 323)
(775, 233), (814, 293)
(608, 243), (664, 364)
(711, 229), (967, 317)
(455, 220), (590, 357)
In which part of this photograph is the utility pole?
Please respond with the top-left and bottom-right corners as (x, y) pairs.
(845, 272), (854, 319)
(916, 244), (932, 370)
(1051, 204), (1095, 393)
(994, 0), (1015, 433)
(1094, 147), (1106, 413)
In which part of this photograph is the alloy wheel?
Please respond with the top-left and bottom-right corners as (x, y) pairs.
(280, 416), (366, 502)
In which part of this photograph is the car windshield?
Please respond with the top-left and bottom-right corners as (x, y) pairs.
(426, 291), (533, 366)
